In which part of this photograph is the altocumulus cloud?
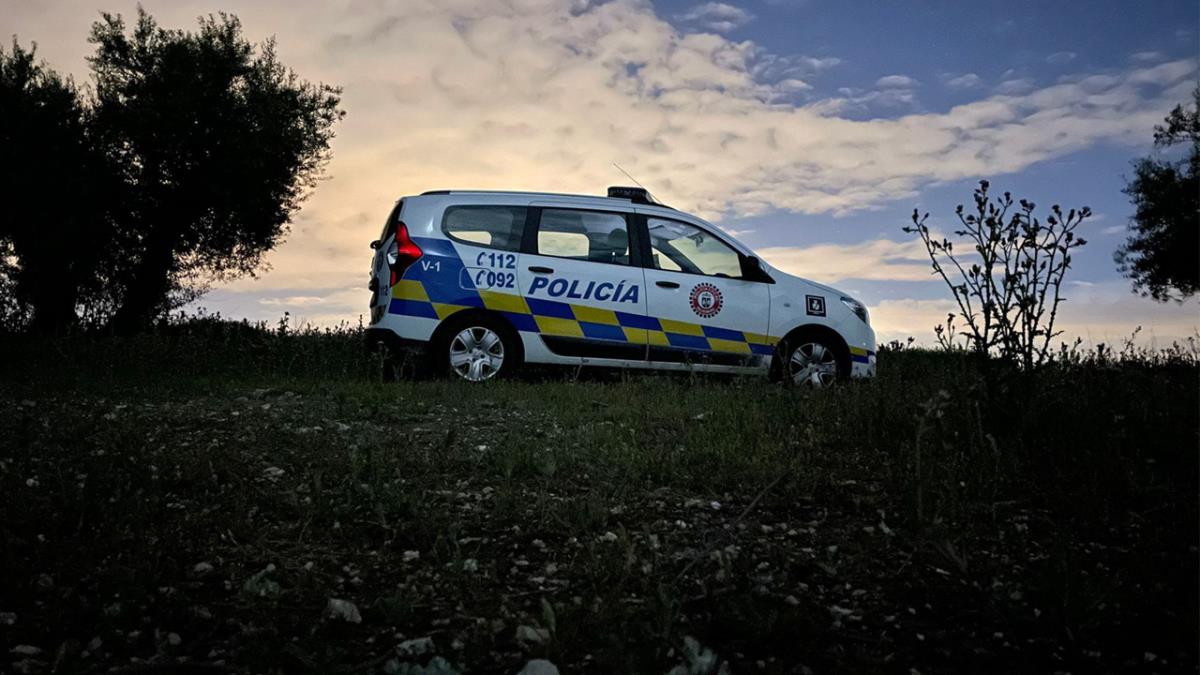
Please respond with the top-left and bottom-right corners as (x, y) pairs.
(676, 2), (755, 33)
(6, 0), (1195, 327)
(757, 238), (934, 284)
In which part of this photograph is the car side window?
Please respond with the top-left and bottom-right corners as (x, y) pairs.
(646, 217), (742, 278)
(536, 209), (631, 266)
(442, 205), (527, 252)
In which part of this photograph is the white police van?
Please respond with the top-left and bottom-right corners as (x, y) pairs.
(366, 187), (876, 386)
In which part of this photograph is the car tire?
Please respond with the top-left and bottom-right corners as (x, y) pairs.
(438, 314), (522, 382)
(777, 332), (848, 388)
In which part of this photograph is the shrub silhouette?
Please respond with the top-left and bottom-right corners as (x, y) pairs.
(905, 180), (1089, 369)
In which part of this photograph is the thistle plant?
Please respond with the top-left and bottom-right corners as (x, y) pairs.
(904, 180), (1090, 369)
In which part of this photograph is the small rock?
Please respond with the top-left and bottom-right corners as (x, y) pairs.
(518, 659), (561, 675)
(397, 636), (434, 657)
(167, 633), (182, 647)
(403, 550), (420, 562)
(324, 598), (362, 624)
(0, 612), (15, 626)
(193, 562), (214, 576)
(515, 625), (550, 645)
(12, 660), (47, 675)
(10, 645), (42, 656)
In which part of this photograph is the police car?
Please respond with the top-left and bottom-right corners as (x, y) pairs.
(366, 187), (876, 386)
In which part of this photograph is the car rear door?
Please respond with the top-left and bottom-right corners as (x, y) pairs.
(515, 205), (650, 361)
(637, 213), (773, 366)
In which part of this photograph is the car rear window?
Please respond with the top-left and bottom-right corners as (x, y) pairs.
(442, 206), (527, 252)
(379, 200), (403, 240)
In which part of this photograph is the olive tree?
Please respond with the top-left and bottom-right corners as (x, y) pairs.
(1115, 87), (1199, 302)
(88, 9), (343, 333)
(0, 40), (111, 334)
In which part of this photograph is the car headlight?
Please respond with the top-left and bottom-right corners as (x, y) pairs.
(841, 296), (869, 325)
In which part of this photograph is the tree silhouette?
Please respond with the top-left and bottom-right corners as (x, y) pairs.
(0, 40), (112, 334)
(1115, 88), (1199, 302)
(88, 9), (343, 333)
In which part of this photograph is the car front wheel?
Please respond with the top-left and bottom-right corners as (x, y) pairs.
(779, 336), (846, 388)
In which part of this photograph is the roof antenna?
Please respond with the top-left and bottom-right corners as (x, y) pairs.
(612, 162), (659, 203)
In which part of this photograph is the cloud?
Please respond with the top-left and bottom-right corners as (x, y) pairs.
(944, 73), (982, 89)
(876, 74), (919, 88)
(870, 284), (1199, 348)
(750, 53), (841, 84)
(676, 2), (755, 33)
(758, 235), (1197, 349)
(995, 77), (1036, 95)
(807, 83), (920, 116)
(758, 238), (935, 284)
(1130, 50), (1167, 63)
(259, 295), (334, 306)
(774, 78), (812, 93)
(5, 0), (1196, 327)
(1046, 51), (1077, 65)
(722, 228), (755, 237)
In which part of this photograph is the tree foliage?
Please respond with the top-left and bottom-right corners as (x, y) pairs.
(0, 40), (111, 334)
(1115, 88), (1199, 302)
(89, 9), (344, 332)
(905, 181), (1090, 369)
(0, 10), (343, 334)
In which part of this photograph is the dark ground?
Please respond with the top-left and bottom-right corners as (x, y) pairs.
(0, 325), (1196, 674)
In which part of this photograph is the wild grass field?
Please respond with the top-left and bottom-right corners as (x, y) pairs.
(0, 319), (1196, 674)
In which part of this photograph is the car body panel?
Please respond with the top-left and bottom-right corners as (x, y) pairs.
(368, 190), (876, 378)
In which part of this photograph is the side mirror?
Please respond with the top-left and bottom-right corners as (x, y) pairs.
(741, 255), (774, 283)
(370, 239), (382, 250)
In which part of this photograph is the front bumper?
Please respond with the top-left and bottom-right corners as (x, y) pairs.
(850, 351), (877, 378)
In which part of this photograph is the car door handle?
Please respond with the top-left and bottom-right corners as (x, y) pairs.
(656, 280), (680, 289)
(528, 266), (554, 274)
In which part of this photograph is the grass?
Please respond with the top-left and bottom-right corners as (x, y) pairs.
(0, 319), (1196, 674)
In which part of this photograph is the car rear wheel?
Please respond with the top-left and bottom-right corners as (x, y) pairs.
(440, 315), (520, 382)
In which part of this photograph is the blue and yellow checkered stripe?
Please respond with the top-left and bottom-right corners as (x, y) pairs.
(389, 237), (781, 357)
(390, 278), (778, 356)
(849, 346), (873, 364)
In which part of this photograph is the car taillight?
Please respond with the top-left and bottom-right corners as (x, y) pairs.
(387, 222), (423, 286)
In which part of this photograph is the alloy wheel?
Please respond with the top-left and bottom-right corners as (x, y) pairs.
(790, 342), (838, 388)
(449, 327), (505, 382)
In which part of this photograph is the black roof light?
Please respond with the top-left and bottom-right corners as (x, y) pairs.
(607, 186), (669, 207)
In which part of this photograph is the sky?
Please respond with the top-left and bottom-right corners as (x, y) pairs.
(3, 0), (1198, 346)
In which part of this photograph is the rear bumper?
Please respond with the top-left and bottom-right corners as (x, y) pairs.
(365, 327), (429, 356)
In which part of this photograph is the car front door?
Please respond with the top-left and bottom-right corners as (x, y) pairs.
(637, 214), (773, 366)
(516, 205), (650, 361)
